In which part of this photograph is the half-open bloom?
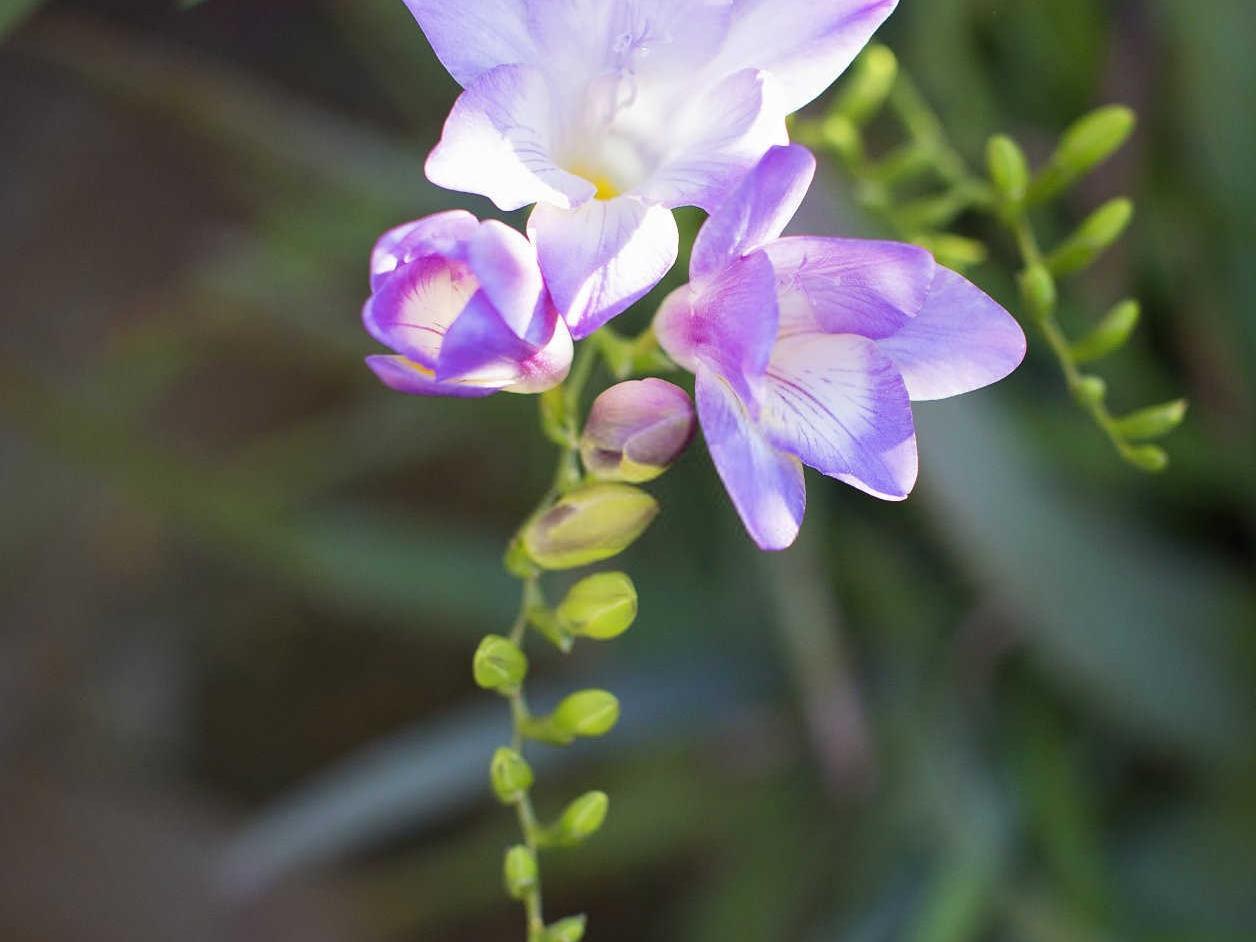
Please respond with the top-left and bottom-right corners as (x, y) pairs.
(364, 210), (572, 397)
(655, 145), (1027, 550)
(404, 0), (899, 339)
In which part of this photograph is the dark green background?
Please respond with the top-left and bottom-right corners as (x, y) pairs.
(1, 1), (1253, 939)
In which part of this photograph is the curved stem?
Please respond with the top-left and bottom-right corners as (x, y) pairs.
(498, 335), (605, 941)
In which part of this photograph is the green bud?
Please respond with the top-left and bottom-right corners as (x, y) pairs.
(503, 845), (538, 900)
(820, 114), (863, 164)
(545, 916), (588, 942)
(1073, 375), (1108, 406)
(522, 483), (659, 571)
(1071, 300), (1140, 364)
(1113, 399), (1188, 440)
(1018, 264), (1057, 320)
(553, 690), (620, 739)
(913, 233), (989, 271)
(1047, 198), (1134, 277)
(473, 635), (528, 692)
(1122, 443), (1169, 472)
(490, 747), (534, 803)
(557, 572), (638, 641)
(834, 45), (897, 126)
(1029, 105), (1136, 204)
(549, 791), (609, 847)
(987, 135), (1030, 204)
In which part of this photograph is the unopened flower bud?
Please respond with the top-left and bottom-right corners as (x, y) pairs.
(1122, 443), (1169, 472)
(987, 134), (1029, 204)
(490, 747), (534, 803)
(1029, 105), (1135, 204)
(473, 635), (527, 692)
(1047, 198), (1134, 277)
(553, 690), (620, 739)
(522, 483), (659, 570)
(834, 44), (897, 126)
(581, 379), (695, 483)
(557, 572), (638, 641)
(1071, 299), (1140, 364)
(545, 915), (588, 942)
(1112, 399), (1188, 441)
(550, 791), (609, 847)
(503, 845), (538, 900)
(1018, 264), (1057, 321)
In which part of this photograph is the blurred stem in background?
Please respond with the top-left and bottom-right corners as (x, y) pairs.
(795, 46), (1187, 472)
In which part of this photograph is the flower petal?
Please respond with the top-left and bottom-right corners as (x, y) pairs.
(362, 254), (478, 368)
(763, 332), (918, 500)
(696, 367), (806, 551)
(876, 267), (1027, 401)
(638, 69), (789, 211)
(690, 144), (816, 279)
(655, 250), (778, 401)
(426, 65), (596, 212)
(370, 210), (479, 292)
(435, 292), (571, 394)
(711, 0), (899, 113)
(366, 355), (498, 399)
(402, 0), (535, 86)
(529, 195), (679, 339)
(764, 236), (935, 340)
(466, 220), (547, 341)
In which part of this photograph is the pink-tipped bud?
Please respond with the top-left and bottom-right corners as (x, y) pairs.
(580, 379), (695, 483)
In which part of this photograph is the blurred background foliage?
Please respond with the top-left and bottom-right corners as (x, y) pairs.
(1, 1), (1253, 940)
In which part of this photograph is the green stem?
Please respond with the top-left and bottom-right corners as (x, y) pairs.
(499, 334), (605, 941)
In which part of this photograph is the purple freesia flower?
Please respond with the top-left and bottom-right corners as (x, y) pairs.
(655, 145), (1027, 550)
(364, 210), (572, 397)
(403, 0), (899, 339)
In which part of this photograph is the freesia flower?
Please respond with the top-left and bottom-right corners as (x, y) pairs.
(364, 210), (572, 397)
(655, 145), (1027, 550)
(404, 0), (899, 339)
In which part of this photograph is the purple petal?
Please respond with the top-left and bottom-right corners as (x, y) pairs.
(637, 69), (789, 211)
(426, 65), (596, 212)
(528, 195), (679, 339)
(402, 0), (534, 87)
(370, 211), (479, 292)
(466, 220), (547, 341)
(691, 144), (816, 279)
(877, 267), (1027, 401)
(764, 237), (936, 340)
(362, 254), (477, 368)
(710, 0), (899, 113)
(435, 292), (572, 394)
(366, 355), (498, 399)
(654, 250), (779, 402)
(527, 0), (732, 80)
(696, 368), (806, 551)
(763, 333), (918, 500)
